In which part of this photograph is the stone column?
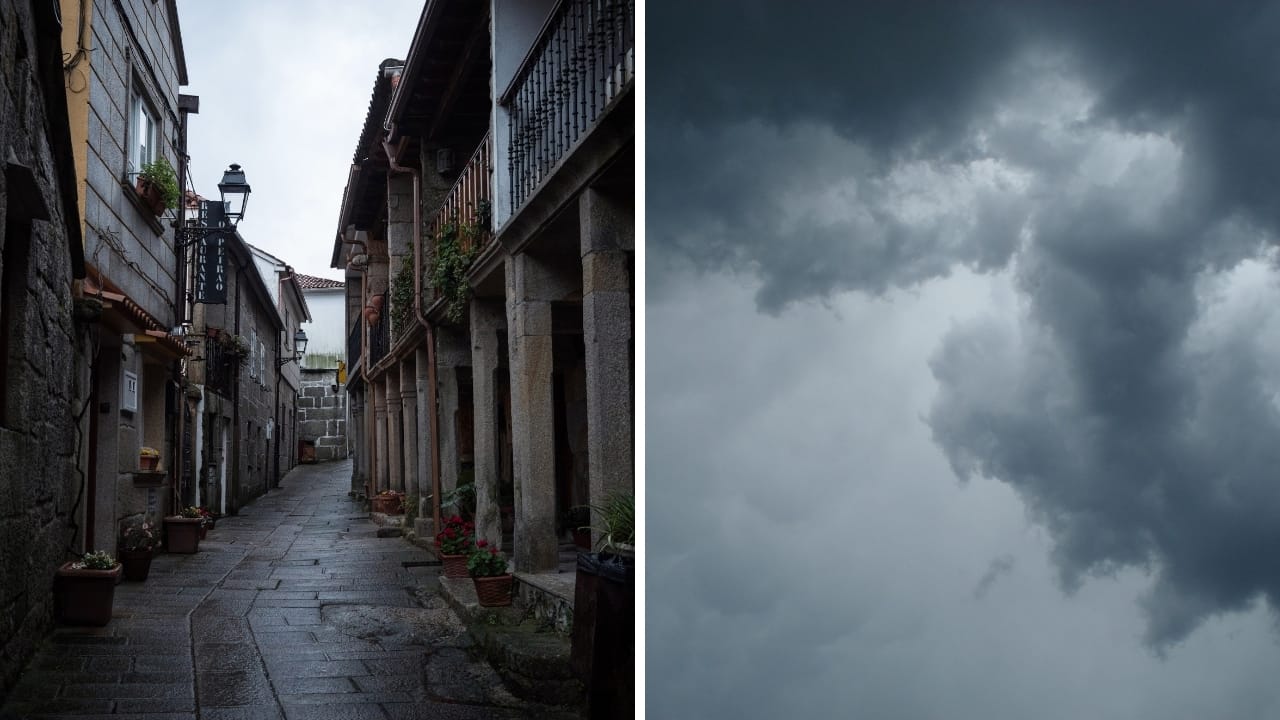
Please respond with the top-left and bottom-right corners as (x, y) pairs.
(505, 253), (570, 573)
(415, 346), (433, 531)
(385, 367), (404, 493)
(470, 299), (505, 549)
(399, 356), (418, 502)
(349, 388), (365, 495)
(435, 326), (469, 502)
(373, 378), (388, 494)
(580, 188), (635, 542)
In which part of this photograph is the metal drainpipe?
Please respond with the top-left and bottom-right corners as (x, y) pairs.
(382, 132), (442, 535)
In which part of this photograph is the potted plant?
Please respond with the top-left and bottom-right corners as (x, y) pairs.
(467, 539), (512, 607)
(571, 491), (635, 717)
(434, 515), (474, 578)
(139, 446), (160, 471)
(118, 519), (158, 581)
(54, 551), (121, 625)
(371, 489), (404, 515)
(135, 156), (179, 216)
(164, 506), (204, 553)
(193, 506), (215, 539)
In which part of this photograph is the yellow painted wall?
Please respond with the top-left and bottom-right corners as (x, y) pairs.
(60, 0), (93, 241)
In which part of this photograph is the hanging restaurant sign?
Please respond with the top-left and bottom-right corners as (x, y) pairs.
(194, 233), (227, 304)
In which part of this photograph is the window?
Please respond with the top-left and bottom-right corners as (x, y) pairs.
(128, 88), (158, 174)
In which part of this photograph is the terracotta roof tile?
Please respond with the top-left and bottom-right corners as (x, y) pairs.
(296, 273), (345, 290)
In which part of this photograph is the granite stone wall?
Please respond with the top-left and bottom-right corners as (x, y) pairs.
(0, 0), (86, 694)
(298, 369), (347, 462)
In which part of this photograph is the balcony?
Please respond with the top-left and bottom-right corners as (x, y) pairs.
(500, 0), (635, 213)
(427, 131), (494, 257)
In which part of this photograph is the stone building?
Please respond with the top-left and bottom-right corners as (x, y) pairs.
(333, 0), (634, 576)
(186, 230), (282, 514)
(0, 0), (89, 692)
(248, 245), (310, 484)
(60, 0), (192, 551)
(295, 274), (348, 463)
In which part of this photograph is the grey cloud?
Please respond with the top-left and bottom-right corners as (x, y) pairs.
(652, 0), (1280, 650)
(974, 554), (1017, 599)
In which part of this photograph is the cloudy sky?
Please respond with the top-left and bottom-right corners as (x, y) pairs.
(175, 0), (422, 280)
(649, 1), (1280, 717)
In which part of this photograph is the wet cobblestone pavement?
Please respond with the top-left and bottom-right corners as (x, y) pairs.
(0, 461), (578, 719)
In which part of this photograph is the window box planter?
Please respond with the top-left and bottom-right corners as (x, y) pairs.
(134, 176), (167, 216)
(54, 562), (121, 625)
(163, 516), (202, 553)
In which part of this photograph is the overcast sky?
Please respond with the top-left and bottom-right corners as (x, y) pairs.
(649, 1), (1280, 717)
(175, 0), (421, 280)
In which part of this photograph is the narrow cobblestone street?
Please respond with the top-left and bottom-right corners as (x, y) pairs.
(0, 461), (576, 720)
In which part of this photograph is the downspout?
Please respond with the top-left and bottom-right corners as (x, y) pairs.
(383, 131), (441, 535)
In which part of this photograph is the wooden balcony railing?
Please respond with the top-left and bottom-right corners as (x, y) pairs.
(500, 0), (634, 213)
(426, 131), (493, 256)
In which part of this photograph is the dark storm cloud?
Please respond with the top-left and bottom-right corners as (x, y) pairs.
(650, 0), (1280, 650)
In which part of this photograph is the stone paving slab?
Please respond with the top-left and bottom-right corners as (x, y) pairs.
(0, 460), (580, 719)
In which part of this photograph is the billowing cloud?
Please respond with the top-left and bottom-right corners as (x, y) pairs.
(649, 0), (1280, 668)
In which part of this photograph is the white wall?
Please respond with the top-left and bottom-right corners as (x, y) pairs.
(301, 288), (346, 369)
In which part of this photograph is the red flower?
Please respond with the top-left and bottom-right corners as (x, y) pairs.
(444, 528), (456, 538)
(477, 539), (488, 548)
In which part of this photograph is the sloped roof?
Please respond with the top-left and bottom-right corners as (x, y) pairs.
(296, 273), (345, 290)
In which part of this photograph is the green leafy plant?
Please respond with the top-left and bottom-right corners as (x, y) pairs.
(74, 551), (117, 570)
(435, 515), (475, 555)
(466, 539), (508, 577)
(389, 261), (415, 339)
(441, 479), (476, 519)
(139, 156), (180, 210)
(588, 492), (635, 552)
(429, 204), (490, 323)
(405, 492), (419, 525)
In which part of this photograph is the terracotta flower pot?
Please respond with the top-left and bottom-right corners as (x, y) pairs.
(140, 455), (158, 471)
(440, 553), (469, 578)
(472, 574), (514, 607)
(54, 562), (121, 625)
(164, 517), (202, 553)
(118, 548), (154, 582)
(371, 495), (403, 515)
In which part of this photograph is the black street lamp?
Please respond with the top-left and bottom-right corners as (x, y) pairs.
(177, 163), (251, 249)
(216, 163), (250, 226)
(278, 328), (308, 367)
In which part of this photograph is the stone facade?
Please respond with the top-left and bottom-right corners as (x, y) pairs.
(189, 232), (281, 514)
(298, 369), (347, 462)
(0, 0), (87, 693)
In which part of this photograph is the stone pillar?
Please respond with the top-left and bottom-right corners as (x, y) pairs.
(505, 253), (568, 573)
(435, 326), (469, 501)
(399, 356), (418, 502)
(470, 299), (505, 549)
(385, 367), (404, 493)
(373, 379), (388, 494)
(415, 346), (433, 530)
(349, 388), (365, 495)
(580, 188), (635, 541)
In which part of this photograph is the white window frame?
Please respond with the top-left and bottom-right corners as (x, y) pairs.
(128, 87), (159, 176)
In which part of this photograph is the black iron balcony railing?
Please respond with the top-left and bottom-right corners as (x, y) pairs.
(347, 320), (362, 375)
(205, 336), (236, 397)
(500, 0), (634, 213)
